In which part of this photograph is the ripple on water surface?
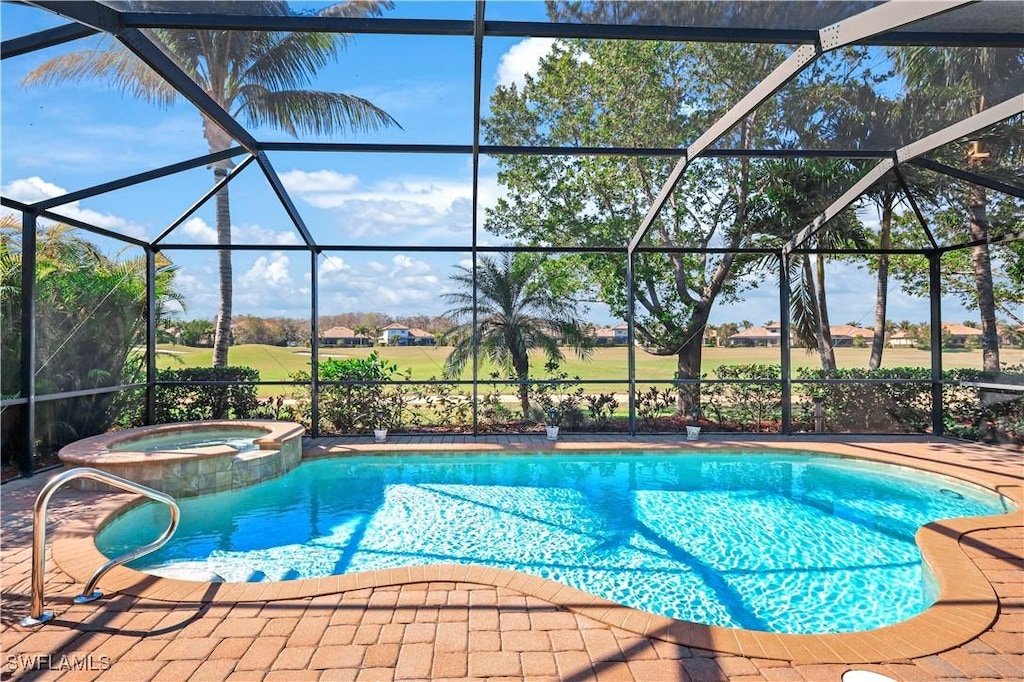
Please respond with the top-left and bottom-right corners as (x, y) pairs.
(97, 452), (1012, 634)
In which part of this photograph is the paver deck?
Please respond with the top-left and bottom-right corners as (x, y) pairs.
(2, 435), (1022, 681)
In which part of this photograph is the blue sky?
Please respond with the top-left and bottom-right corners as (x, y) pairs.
(1, 1), (960, 328)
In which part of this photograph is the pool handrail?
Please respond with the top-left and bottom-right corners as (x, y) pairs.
(21, 467), (180, 627)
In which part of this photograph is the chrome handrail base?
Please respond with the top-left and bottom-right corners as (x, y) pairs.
(24, 467), (180, 625)
(74, 590), (103, 604)
(20, 611), (54, 627)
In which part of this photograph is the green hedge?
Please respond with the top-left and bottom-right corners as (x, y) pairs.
(155, 366), (260, 422)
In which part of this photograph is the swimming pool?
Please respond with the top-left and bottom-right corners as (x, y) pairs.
(97, 451), (1013, 634)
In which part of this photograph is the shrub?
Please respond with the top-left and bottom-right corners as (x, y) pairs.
(155, 366), (260, 422)
(292, 352), (410, 434)
(795, 367), (931, 432)
(709, 364), (783, 432)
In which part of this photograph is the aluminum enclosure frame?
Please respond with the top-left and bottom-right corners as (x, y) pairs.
(3, 0), (1022, 473)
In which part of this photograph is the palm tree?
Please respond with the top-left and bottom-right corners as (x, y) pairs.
(23, 0), (399, 367)
(442, 254), (593, 419)
(890, 47), (1023, 372)
(752, 159), (868, 369)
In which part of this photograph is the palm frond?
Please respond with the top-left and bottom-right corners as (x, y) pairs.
(243, 32), (343, 92)
(317, 1), (394, 19)
(22, 46), (179, 108)
(236, 87), (399, 136)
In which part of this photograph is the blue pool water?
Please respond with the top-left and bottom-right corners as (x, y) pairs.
(97, 452), (1012, 634)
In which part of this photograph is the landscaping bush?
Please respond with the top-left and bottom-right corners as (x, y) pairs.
(155, 366), (260, 423)
(943, 365), (1023, 443)
(704, 364), (783, 432)
(795, 367), (932, 432)
(292, 352), (409, 434)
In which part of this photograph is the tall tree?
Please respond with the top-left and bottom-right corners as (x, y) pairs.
(442, 254), (592, 418)
(485, 36), (792, 412)
(890, 47), (1024, 371)
(23, 0), (399, 367)
(748, 159), (868, 369)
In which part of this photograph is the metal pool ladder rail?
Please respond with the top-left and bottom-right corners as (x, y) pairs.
(21, 467), (180, 627)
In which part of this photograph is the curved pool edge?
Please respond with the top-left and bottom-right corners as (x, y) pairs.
(50, 437), (1024, 664)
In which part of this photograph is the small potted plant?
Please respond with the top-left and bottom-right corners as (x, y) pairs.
(685, 407), (701, 441)
(372, 393), (400, 443)
(545, 408), (560, 441)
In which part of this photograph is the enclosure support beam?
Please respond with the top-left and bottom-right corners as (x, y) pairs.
(928, 252), (944, 436)
(1, 22), (98, 59)
(626, 251), (637, 436)
(257, 152), (315, 247)
(893, 165), (939, 250)
(259, 141), (895, 159)
(310, 251), (320, 439)
(470, 0), (485, 437)
(784, 92), (1024, 254)
(32, 148), (245, 212)
(26, 1), (260, 153)
(784, 160), (896, 254)
(19, 212), (38, 477)
(112, 11), (1019, 47)
(779, 252), (792, 435)
(1, 198), (149, 249)
(145, 248), (157, 425)
(908, 157), (1024, 200)
(629, 0), (973, 253)
(153, 155), (257, 246)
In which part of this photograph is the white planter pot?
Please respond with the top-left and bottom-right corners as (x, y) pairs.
(373, 428), (388, 443)
(686, 426), (701, 441)
(545, 426), (559, 441)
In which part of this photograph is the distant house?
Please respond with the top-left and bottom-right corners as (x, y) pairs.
(407, 327), (437, 346)
(593, 323), (629, 346)
(378, 323), (435, 346)
(727, 322), (874, 348)
(942, 322), (983, 347)
(727, 322), (783, 347)
(889, 323), (985, 348)
(321, 326), (373, 347)
(889, 331), (916, 347)
(829, 325), (873, 347)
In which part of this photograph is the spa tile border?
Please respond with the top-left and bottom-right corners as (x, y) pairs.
(51, 436), (1023, 665)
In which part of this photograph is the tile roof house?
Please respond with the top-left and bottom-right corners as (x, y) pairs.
(378, 323), (436, 346)
(321, 326), (373, 347)
(593, 323), (629, 346)
(726, 322), (875, 348)
(726, 322), (784, 347)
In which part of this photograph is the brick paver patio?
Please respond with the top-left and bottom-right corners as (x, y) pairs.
(2, 436), (1022, 681)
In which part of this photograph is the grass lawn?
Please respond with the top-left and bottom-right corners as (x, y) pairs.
(156, 343), (1010, 397)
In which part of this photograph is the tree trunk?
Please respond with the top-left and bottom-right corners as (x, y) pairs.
(212, 167), (233, 368)
(512, 353), (531, 419)
(967, 183), (1000, 372)
(675, 312), (708, 416)
(814, 253), (836, 371)
(869, 202), (893, 370)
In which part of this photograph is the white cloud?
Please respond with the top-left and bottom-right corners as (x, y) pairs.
(280, 170), (359, 193)
(317, 254), (448, 314)
(240, 253), (293, 290)
(285, 170), (488, 242)
(181, 217), (217, 244)
(173, 216), (301, 245)
(2, 176), (148, 239)
(496, 37), (556, 89)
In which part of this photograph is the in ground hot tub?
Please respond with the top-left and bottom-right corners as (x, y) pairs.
(58, 420), (304, 497)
